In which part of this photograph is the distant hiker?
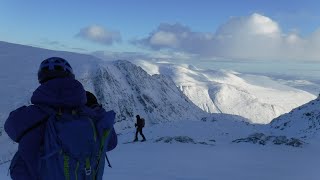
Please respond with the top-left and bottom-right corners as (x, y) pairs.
(5, 57), (117, 180)
(134, 115), (146, 142)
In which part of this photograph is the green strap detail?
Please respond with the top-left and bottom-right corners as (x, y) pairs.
(85, 157), (93, 178)
(94, 129), (111, 177)
(93, 169), (96, 180)
(101, 130), (110, 149)
(98, 131), (110, 162)
(89, 118), (97, 142)
(71, 109), (78, 115)
(57, 108), (63, 116)
(86, 158), (91, 170)
(63, 154), (70, 180)
(75, 161), (79, 180)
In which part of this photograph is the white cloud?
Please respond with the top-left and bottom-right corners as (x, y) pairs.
(217, 13), (280, 37)
(150, 31), (178, 47)
(76, 25), (121, 45)
(134, 23), (215, 56)
(134, 13), (320, 61)
(92, 50), (195, 63)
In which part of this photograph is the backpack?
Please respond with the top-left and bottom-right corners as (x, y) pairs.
(37, 105), (116, 180)
(141, 118), (145, 127)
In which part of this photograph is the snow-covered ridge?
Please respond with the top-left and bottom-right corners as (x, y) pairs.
(270, 97), (320, 139)
(134, 60), (316, 124)
(81, 60), (207, 129)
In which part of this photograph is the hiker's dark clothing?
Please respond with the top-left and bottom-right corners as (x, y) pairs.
(136, 118), (144, 128)
(5, 78), (86, 179)
(135, 127), (146, 140)
(134, 116), (146, 141)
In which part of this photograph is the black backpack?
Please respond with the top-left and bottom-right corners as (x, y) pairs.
(141, 118), (145, 127)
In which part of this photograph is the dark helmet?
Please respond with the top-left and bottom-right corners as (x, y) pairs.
(38, 57), (75, 84)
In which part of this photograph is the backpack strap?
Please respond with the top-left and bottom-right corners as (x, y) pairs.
(63, 153), (71, 180)
(93, 129), (111, 178)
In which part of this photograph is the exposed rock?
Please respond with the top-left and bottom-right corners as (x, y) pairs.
(233, 133), (305, 147)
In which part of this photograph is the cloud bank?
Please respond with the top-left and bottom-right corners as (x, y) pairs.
(134, 13), (320, 61)
(76, 25), (121, 45)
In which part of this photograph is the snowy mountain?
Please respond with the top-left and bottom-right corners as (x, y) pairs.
(0, 42), (319, 180)
(80, 60), (208, 129)
(0, 41), (259, 168)
(1, 41), (316, 127)
(134, 60), (316, 124)
(0, 41), (207, 131)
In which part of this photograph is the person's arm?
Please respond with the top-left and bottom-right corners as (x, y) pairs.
(107, 128), (117, 151)
(5, 105), (47, 142)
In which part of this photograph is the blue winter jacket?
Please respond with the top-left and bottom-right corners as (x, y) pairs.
(5, 78), (117, 180)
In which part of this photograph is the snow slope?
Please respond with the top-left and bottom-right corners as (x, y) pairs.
(1, 111), (318, 180)
(105, 142), (319, 180)
(134, 60), (316, 124)
(1, 134), (319, 180)
(102, 115), (319, 180)
(271, 96), (320, 140)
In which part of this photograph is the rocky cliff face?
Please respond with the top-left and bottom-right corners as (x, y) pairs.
(81, 60), (207, 129)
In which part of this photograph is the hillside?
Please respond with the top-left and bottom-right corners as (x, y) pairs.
(134, 60), (316, 124)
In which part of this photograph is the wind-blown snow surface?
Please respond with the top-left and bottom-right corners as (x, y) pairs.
(108, 119), (319, 180)
(134, 60), (316, 124)
(1, 116), (319, 180)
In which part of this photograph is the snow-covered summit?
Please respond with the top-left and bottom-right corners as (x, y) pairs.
(134, 60), (316, 124)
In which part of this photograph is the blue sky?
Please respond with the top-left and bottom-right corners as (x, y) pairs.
(1, 0), (320, 62)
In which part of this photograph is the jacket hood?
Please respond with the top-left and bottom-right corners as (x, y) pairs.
(31, 78), (87, 108)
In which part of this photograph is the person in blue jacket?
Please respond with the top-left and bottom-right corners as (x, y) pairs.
(5, 57), (117, 180)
